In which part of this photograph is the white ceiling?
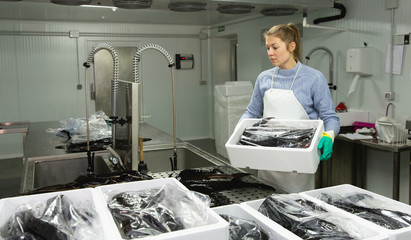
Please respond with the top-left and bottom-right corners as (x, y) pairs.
(0, 0), (334, 25)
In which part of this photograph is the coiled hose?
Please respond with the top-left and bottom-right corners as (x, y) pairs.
(83, 43), (119, 149)
(132, 43), (174, 83)
(132, 43), (178, 170)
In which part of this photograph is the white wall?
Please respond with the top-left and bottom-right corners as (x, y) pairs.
(211, 0), (411, 203)
(1, 0), (410, 203)
(0, 20), (212, 158)
(303, 0), (411, 204)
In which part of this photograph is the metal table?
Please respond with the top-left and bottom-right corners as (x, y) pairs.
(335, 135), (411, 203)
(0, 121), (30, 152)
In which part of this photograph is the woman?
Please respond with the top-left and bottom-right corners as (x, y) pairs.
(239, 23), (340, 193)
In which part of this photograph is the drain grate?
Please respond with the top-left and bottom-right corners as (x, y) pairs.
(148, 165), (277, 206)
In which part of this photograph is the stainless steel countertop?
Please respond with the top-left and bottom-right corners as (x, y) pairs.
(20, 121), (279, 201)
(0, 121), (30, 134)
(20, 121), (184, 192)
(24, 121), (181, 161)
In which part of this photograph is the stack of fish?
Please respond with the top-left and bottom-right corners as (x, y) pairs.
(258, 194), (361, 239)
(239, 118), (316, 148)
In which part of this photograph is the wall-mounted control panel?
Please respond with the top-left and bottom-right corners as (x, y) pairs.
(394, 34), (410, 45)
(175, 54), (194, 69)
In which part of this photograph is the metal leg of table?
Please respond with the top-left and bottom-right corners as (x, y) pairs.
(393, 152), (400, 201)
(360, 145), (367, 188)
(353, 143), (367, 188)
(409, 152), (411, 205)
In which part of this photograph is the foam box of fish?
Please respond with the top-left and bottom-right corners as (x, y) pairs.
(94, 177), (229, 240)
(0, 188), (117, 240)
(225, 118), (324, 173)
(213, 203), (298, 239)
(301, 184), (411, 240)
(240, 195), (389, 240)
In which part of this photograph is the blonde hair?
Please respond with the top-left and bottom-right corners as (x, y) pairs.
(264, 23), (301, 62)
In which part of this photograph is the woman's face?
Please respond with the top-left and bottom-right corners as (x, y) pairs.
(265, 35), (296, 69)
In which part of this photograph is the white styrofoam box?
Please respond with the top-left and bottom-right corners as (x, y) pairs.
(301, 184), (411, 240)
(0, 188), (116, 240)
(337, 111), (369, 126)
(214, 81), (253, 158)
(241, 197), (388, 240)
(214, 81), (253, 97)
(95, 178), (229, 240)
(213, 204), (297, 239)
(225, 118), (324, 173)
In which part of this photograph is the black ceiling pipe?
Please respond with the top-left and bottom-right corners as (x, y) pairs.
(313, 2), (346, 24)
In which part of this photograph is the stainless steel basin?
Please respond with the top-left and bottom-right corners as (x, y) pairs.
(140, 146), (220, 173)
(23, 143), (226, 192)
(33, 155), (112, 189)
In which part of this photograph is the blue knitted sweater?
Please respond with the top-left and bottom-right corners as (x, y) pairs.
(240, 62), (340, 135)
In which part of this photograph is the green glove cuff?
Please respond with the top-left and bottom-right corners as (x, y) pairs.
(318, 133), (333, 161)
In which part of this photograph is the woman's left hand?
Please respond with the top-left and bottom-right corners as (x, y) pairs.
(318, 133), (333, 161)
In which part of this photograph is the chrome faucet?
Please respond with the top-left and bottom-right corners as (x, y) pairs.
(386, 103), (394, 117)
(305, 46), (337, 90)
(83, 43), (119, 175)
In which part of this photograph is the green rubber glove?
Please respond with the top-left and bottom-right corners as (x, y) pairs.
(318, 133), (333, 161)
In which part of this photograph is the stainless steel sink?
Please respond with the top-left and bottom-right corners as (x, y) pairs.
(22, 143), (226, 192)
(140, 145), (222, 173)
(33, 155), (112, 189)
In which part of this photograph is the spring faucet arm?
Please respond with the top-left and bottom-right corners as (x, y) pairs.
(132, 43), (177, 172)
(132, 43), (175, 83)
(83, 43), (120, 149)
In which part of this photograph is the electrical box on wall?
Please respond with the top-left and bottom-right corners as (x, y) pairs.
(175, 54), (194, 69)
(394, 34), (410, 45)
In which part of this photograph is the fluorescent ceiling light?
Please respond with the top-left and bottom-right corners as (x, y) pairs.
(81, 5), (118, 11)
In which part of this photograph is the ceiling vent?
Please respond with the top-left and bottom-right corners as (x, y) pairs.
(168, 2), (207, 12)
(260, 7), (298, 16)
(112, 0), (152, 9)
(51, 0), (91, 5)
(217, 4), (255, 14)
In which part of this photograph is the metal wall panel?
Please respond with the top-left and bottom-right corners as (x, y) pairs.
(0, 21), (210, 159)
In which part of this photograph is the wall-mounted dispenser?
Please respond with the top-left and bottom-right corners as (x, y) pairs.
(346, 47), (375, 96)
(175, 54), (194, 69)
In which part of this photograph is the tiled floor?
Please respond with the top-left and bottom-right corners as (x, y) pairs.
(0, 158), (23, 199)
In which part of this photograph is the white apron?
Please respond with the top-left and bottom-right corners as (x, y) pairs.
(259, 63), (315, 193)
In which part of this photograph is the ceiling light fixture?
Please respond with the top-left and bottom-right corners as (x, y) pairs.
(51, 0), (91, 6)
(112, 0), (152, 9)
(80, 4), (118, 11)
(217, 4), (255, 14)
(260, 7), (298, 16)
(168, 2), (206, 12)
